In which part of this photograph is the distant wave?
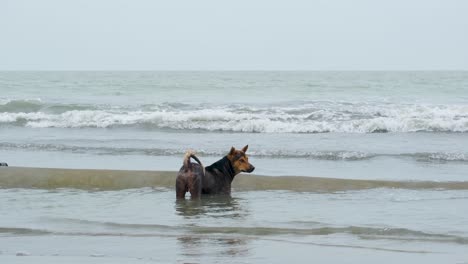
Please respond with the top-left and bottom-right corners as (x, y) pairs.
(1, 142), (467, 163)
(1, 218), (468, 245)
(1, 100), (468, 133)
(0, 99), (93, 113)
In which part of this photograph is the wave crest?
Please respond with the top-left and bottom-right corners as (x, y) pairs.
(1, 101), (468, 133)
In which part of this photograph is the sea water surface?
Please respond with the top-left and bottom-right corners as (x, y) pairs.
(1, 71), (468, 263)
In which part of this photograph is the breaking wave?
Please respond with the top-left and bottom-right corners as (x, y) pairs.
(1, 100), (468, 133)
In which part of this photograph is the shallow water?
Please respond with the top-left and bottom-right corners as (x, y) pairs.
(1, 71), (468, 263)
(1, 71), (468, 181)
(1, 187), (468, 263)
(1, 128), (468, 181)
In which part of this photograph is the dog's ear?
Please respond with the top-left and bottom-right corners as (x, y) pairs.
(242, 145), (249, 153)
(228, 146), (236, 156)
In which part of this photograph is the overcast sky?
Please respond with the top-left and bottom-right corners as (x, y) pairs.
(1, 0), (467, 70)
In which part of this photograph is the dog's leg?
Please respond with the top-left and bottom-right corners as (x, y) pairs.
(176, 188), (186, 199)
(189, 176), (202, 199)
(176, 178), (187, 199)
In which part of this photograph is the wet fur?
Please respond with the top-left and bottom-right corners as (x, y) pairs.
(176, 146), (255, 199)
(176, 150), (204, 199)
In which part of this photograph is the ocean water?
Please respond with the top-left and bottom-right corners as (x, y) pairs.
(1, 71), (468, 263)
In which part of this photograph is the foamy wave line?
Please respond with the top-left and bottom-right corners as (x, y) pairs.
(0, 143), (371, 160)
(1, 143), (467, 162)
(0, 142), (185, 156)
(1, 101), (468, 133)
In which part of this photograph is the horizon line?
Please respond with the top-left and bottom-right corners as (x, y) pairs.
(1, 69), (467, 72)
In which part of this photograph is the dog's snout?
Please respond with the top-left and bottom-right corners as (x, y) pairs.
(248, 165), (255, 173)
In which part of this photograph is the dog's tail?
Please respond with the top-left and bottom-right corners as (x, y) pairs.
(183, 150), (205, 175)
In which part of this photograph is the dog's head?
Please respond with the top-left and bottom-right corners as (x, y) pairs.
(227, 145), (255, 174)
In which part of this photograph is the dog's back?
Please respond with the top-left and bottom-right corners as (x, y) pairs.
(202, 157), (235, 195)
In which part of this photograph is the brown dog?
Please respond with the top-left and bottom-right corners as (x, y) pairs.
(176, 145), (255, 199)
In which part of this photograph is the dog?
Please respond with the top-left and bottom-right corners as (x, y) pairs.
(176, 145), (255, 199)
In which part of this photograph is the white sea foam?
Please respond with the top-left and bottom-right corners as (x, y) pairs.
(426, 152), (468, 162)
(0, 102), (467, 133)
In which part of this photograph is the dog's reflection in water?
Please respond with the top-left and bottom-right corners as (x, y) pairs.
(175, 196), (251, 261)
(176, 235), (250, 261)
(175, 195), (247, 219)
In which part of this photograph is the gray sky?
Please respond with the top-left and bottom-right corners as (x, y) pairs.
(1, 0), (467, 70)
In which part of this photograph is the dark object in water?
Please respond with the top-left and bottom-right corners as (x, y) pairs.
(175, 150), (204, 199)
(0, 162), (8, 166)
(176, 145), (255, 199)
